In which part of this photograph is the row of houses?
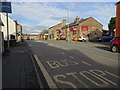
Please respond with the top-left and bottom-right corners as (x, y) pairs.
(40, 16), (103, 41)
(0, 13), (22, 53)
(23, 34), (38, 40)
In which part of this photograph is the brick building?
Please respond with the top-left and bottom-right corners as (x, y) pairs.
(16, 23), (22, 42)
(116, 1), (120, 37)
(60, 16), (103, 41)
(48, 20), (66, 40)
(23, 34), (38, 40)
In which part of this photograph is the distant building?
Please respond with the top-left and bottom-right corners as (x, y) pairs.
(16, 22), (22, 42)
(23, 34), (38, 40)
(41, 30), (49, 40)
(48, 20), (66, 40)
(38, 34), (43, 40)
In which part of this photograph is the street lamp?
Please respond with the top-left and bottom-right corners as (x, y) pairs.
(67, 10), (70, 42)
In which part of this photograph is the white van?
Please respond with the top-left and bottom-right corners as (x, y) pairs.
(78, 36), (88, 42)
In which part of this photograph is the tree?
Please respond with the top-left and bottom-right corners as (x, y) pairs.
(108, 17), (116, 36)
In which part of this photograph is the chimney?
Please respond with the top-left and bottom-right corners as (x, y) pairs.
(116, 1), (120, 37)
(62, 19), (66, 26)
(74, 16), (80, 23)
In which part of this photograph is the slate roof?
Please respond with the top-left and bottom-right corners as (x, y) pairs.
(61, 17), (103, 29)
(116, 1), (120, 4)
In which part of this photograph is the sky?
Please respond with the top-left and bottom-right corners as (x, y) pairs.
(8, 1), (117, 34)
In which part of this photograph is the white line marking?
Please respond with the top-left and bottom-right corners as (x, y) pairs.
(81, 61), (91, 66)
(34, 55), (57, 88)
(29, 45), (31, 46)
(60, 52), (65, 55)
(69, 56), (75, 59)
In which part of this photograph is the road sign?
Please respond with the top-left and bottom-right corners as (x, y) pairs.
(0, 2), (12, 13)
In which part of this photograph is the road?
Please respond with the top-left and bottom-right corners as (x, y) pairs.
(27, 40), (120, 88)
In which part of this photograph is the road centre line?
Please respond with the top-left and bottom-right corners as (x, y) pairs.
(81, 61), (91, 66)
(34, 55), (57, 88)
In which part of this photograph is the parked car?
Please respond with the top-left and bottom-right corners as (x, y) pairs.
(78, 36), (88, 42)
(97, 36), (114, 42)
(110, 37), (120, 53)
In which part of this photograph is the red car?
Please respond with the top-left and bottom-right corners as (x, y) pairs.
(110, 37), (120, 52)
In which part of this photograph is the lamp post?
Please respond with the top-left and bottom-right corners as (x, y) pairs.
(67, 10), (70, 42)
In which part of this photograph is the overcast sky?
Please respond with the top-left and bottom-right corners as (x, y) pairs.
(9, 1), (117, 34)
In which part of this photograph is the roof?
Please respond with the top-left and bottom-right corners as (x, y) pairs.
(116, 1), (120, 5)
(62, 17), (102, 29)
(76, 17), (103, 26)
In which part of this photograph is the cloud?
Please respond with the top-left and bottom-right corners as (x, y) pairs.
(9, 2), (116, 34)
(23, 24), (48, 34)
(8, 0), (120, 2)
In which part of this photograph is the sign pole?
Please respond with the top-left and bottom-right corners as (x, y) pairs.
(6, 13), (9, 47)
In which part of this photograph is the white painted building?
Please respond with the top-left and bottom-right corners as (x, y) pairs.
(0, 13), (17, 41)
(0, 15), (4, 53)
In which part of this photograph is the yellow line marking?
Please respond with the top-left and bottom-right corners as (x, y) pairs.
(29, 53), (44, 88)
(29, 45), (31, 46)
(47, 61), (60, 69)
(81, 61), (91, 66)
(60, 52), (65, 55)
(53, 74), (77, 88)
(104, 71), (120, 79)
(80, 71), (110, 87)
(34, 55), (57, 88)
(69, 56), (75, 59)
(56, 60), (69, 67)
(66, 72), (89, 88)
(89, 70), (117, 86)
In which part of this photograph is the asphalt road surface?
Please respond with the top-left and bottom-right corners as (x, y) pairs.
(27, 40), (120, 89)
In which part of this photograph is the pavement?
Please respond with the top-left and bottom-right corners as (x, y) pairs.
(2, 42), (40, 89)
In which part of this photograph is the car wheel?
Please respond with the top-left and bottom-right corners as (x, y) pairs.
(111, 46), (119, 53)
(82, 40), (85, 42)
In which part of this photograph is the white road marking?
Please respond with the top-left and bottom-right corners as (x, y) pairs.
(104, 71), (120, 79)
(69, 56), (75, 59)
(48, 43), (54, 46)
(60, 52), (65, 55)
(81, 61), (91, 66)
(29, 45), (31, 46)
(34, 55), (57, 88)
(35, 41), (43, 42)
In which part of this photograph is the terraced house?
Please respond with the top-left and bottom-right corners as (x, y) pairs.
(62, 16), (103, 41)
(48, 20), (66, 40)
(48, 16), (103, 41)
